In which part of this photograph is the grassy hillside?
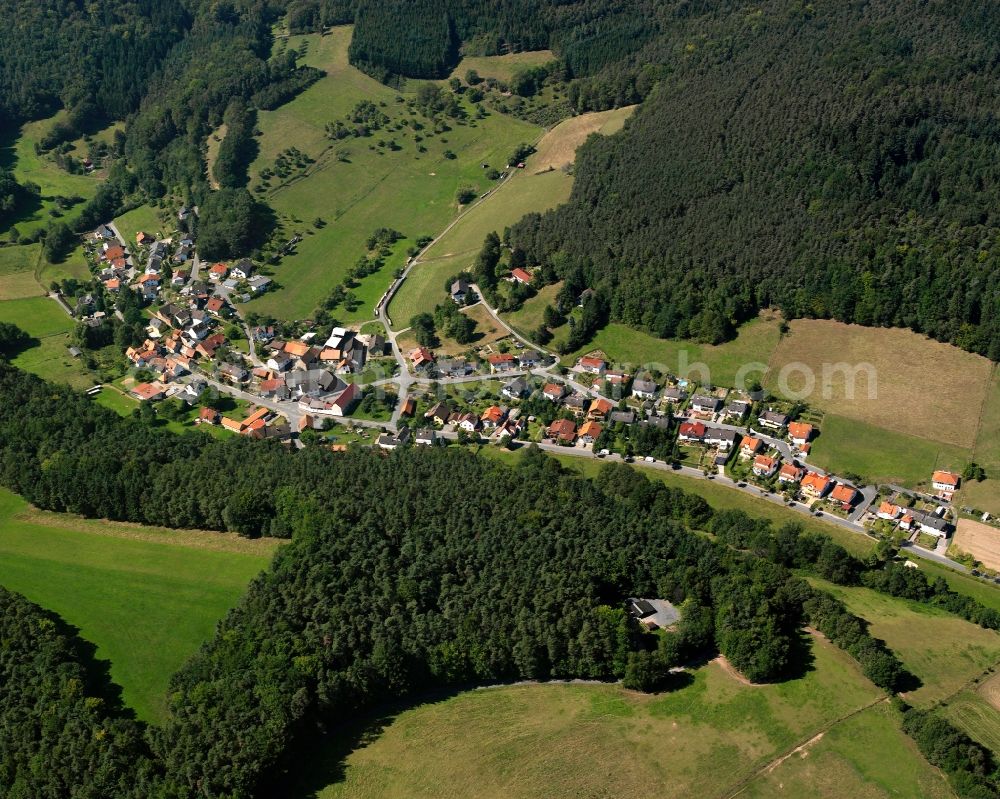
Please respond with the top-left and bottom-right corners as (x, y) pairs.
(389, 107), (634, 328)
(2, 295), (92, 388)
(0, 489), (276, 721)
(808, 578), (1000, 707)
(295, 635), (948, 799)
(246, 27), (540, 323)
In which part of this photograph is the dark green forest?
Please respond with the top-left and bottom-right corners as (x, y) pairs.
(2, 357), (1000, 797)
(508, 0), (1000, 358)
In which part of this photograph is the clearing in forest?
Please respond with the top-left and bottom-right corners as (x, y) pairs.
(0, 489), (276, 722)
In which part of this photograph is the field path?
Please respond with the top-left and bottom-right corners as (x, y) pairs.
(720, 696), (889, 798)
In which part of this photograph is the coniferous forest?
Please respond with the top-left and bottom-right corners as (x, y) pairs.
(2, 0), (998, 354)
(3, 356), (1000, 797)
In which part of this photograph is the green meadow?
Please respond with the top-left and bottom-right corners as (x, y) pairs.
(246, 26), (540, 322)
(297, 635), (935, 799)
(1, 295), (94, 388)
(0, 489), (277, 722)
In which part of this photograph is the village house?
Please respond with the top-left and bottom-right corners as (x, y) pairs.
(231, 259), (254, 280)
(196, 407), (220, 425)
(801, 471), (833, 499)
(95, 224), (115, 240)
(511, 267), (533, 285)
(518, 349), (542, 368)
(578, 421), (603, 445)
(136, 231), (154, 246)
(564, 394), (589, 417)
(678, 421), (706, 443)
(425, 402), (452, 426)
(609, 409), (636, 425)
(208, 263), (228, 282)
(548, 418), (577, 443)
(704, 427), (740, 451)
(689, 394), (721, 415)
(587, 397), (614, 421)
(266, 352), (293, 372)
(285, 369), (343, 399)
(437, 358), (472, 378)
(788, 421), (814, 447)
(450, 278), (469, 303)
(480, 405), (506, 429)
(877, 501), (903, 520)
(577, 356), (606, 375)
(758, 410), (790, 429)
(662, 386), (687, 404)
(724, 399), (751, 420)
(829, 483), (860, 508)
(130, 382), (166, 402)
(502, 376), (531, 400)
(931, 470), (960, 499)
(378, 427), (411, 450)
(778, 463), (805, 484)
(542, 383), (567, 402)
(488, 353), (517, 373)
(631, 379), (658, 400)
(753, 454), (779, 478)
(401, 398), (416, 417)
(248, 276), (271, 294)
(409, 346), (434, 369)
(329, 383), (360, 416)
(739, 436), (764, 458)
(218, 363), (249, 383)
(415, 428), (437, 446)
(455, 412), (480, 433)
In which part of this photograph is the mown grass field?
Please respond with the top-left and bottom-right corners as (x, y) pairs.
(246, 26), (540, 322)
(765, 319), (994, 450)
(563, 313), (784, 389)
(0, 489), (277, 722)
(944, 676), (1000, 756)
(740, 702), (954, 799)
(296, 636), (911, 799)
(1, 295), (93, 388)
(530, 105), (635, 171)
(808, 578), (1000, 706)
(480, 446), (877, 557)
(0, 242), (43, 299)
(809, 413), (970, 488)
